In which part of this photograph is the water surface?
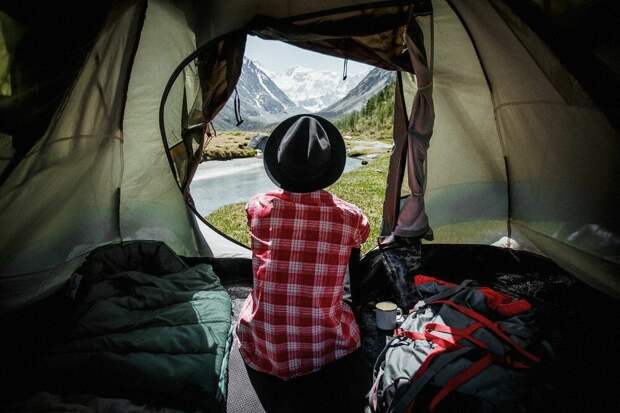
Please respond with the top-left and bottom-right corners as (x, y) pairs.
(191, 156), (363, 216)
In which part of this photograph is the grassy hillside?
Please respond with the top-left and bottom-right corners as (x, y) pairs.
(335, 81), (395, 141)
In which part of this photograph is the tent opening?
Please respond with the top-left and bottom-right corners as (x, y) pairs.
(173, 35), (395, 253)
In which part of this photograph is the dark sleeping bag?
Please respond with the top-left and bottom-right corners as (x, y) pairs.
(39, 241), (232, 412)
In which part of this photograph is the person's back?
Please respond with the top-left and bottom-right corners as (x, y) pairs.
(236, 115), (369, 380)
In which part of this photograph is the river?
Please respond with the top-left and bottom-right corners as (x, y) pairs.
(190, 156), (363, 216)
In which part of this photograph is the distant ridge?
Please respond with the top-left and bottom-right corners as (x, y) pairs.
(213, 57), (303, 131)
(318, 68), (395, 121)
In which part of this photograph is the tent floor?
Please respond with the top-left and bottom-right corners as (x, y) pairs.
(221, 244), (619, 412)
(1, 244), (617, 411)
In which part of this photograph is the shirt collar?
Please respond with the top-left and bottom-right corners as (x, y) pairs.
(279, 189), (333, 206)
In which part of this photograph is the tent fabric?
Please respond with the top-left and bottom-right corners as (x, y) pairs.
(0, 2), (144, 312)
(160, 32), (246, 191)
(414, 0), (508, 242)
(249, 7), (416, 73)
(382, 74), (409, 233)
(390, 15), (435, 239)
(194, 0), (428, 45)
(0, 4), (113, 179)
(447, 0), (620, 295)
(164, 63), (205, 195)
(0, 0), (619, 315)
(196, 31), (247, 126)
(0, 132), (13, 176)
(0, 11), (23, 97)
(0, 0), (216, 314)
(120, 0), (209, 259)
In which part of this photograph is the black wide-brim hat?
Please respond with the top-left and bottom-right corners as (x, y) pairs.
(264, 114), (346, 193)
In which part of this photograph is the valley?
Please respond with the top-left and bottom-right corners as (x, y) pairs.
(207, 58), (395, 161)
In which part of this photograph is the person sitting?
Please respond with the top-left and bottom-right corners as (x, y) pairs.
(236, 114), (370, 380)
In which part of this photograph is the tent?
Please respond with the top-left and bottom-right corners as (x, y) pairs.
(1, 0), (618, 311)
(0, 0), (618, 410)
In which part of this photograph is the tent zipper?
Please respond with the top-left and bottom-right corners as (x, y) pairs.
(234, 87), (244, 126)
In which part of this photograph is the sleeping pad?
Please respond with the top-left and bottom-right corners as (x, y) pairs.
(39, 241), (232, 412)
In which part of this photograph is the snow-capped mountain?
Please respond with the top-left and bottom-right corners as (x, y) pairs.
(319, 67), (395, 120)
(213, 58), (389, 130)
(268, 65), (369, 112)
(213, 57), (303, 130)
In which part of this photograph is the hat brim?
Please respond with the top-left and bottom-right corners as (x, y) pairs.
(263, 114), (347, 193)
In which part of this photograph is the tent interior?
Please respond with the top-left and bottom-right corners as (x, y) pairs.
(0, 0), (618, 412)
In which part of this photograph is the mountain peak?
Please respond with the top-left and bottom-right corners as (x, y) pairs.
(271, 66), (369, 112)
(285, 65), (311, 74)
(213, 58), (302, 131)
(213, 59), (387, 131)
(251, 59), (273, 76)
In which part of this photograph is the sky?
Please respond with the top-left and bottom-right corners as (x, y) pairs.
(244, 35), (373, 75)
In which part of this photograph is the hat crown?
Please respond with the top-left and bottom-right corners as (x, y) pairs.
(263, 114), (346, 193)
(277, 116), (332, 182)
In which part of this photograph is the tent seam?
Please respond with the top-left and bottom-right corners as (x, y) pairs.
(493, 99), (599, 113)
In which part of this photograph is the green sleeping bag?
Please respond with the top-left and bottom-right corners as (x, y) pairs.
(40, 241), (232, 412)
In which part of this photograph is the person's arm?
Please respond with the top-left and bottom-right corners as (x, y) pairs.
(346, 212), (370, 307)
(353, 212), (371, 247)
(346, 247), (361, 307)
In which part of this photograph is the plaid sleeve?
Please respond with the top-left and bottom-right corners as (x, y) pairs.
(352, 211), (370, 247)
(245, 202), (252, 227)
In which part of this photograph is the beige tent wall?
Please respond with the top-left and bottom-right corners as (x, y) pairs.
(119, 0), (209, 258)
(196, 0), (394, 45)
(449, 0), (620, 296)
(414, 0), (508, 245)
(0, 3), (144, 312)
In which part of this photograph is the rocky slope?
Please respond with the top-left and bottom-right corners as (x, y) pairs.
(213, 57), (303, 131)
(318, 68), (395, 120)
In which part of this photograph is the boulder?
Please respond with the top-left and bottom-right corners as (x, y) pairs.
(248, 134), (269, 151)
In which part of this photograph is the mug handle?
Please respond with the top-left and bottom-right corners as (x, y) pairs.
(395, 307), (404, 323)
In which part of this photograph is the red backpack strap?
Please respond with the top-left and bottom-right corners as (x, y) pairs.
(429, 353), (495, 411)
(433, 300), (540, 363)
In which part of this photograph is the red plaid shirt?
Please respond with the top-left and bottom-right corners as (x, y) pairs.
(236, 189), (370, 379)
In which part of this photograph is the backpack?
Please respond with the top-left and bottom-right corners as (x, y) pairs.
(368, 275), (544, 413)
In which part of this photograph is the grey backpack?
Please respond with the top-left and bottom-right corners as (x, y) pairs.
(369, 275), (543, 413)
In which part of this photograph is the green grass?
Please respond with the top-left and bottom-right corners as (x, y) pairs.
(206, 154), (391, 254)
(203, 131), (257, 160)
(205, 156), (510, 253)
(207, 202), (251, 246)
(205, 147), (256, 160)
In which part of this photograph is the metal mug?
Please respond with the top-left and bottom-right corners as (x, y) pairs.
(375, 301), (402, 330)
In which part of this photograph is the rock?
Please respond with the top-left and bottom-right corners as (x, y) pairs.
(248, 134), (269, 151)
(361, 160), (368, 165)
